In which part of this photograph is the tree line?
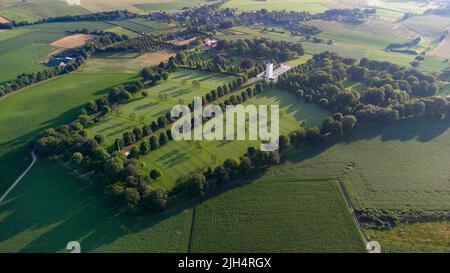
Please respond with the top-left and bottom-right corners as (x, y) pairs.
(277, 52), (450, 124)
(0, 32), (127, 97)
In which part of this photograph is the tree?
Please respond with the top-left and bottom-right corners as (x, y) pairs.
(149, 135), (159, 150)
(150, 169), (162, 180)
(278, 135), (290, 151)
(71, 152), (83, 165)
(140, 141), (149, 155)
(124, 187), (140, 206)
(239, 157), (252, 174)
(305, 127), (322, 145)
(128, 146), (140, 159)
(94, 134), (105, 145)
(342, 115), (357, 132)
(142, 189), (168, 213)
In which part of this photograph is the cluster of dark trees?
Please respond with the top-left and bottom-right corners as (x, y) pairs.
(102, 36), (178, 53)
(216, 38), (304, 63)
(10, 10), (137, 26)
(0, 32), (127, 97)
(315, 8), (376, 24)
(35, 122), (168, 213)
(278, 52), (450, 123)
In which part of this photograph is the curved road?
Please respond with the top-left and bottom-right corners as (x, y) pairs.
(0, 150), (37, 203)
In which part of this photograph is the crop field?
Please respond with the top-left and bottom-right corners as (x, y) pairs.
(222, 0), (334, 13)
(0, 72), (136, 194)
(191, 179), (366, 252)
(106, 18), (177, 35)
(0, 29), (66, 82)
(0, 0), (88, 22)
(86, 69), (237, 145)
(367, 221), (450, 253)
(276, 119), (450, 211)
(137, 87), (331, 190)
(401, 15), (450, 38)
(0, 159), (194, 253)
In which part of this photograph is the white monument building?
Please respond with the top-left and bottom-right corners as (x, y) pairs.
(265, 62), (274, 80)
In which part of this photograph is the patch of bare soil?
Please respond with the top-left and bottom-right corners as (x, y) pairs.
(51, 34), (97, 48)
(170, 37), (197, 46)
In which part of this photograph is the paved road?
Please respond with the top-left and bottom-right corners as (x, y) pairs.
(0, 150), (37, 203)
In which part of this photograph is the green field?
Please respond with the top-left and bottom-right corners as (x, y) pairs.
(0, 0), (88, 22)
(222, 0), (332, 13)
(86, 69), (237, 145)
(137, 87), (331, 190)
(190, 179), (366, 252)
(106, 18), (177, 35)
(0, 157), (365, 253)
(0, 72), (136, 194)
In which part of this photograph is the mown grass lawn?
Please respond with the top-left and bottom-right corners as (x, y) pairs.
(86, 69), (237, 145)
(137, 87), (331, 190)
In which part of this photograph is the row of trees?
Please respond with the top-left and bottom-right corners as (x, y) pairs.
(277, 52), (448, 123)
(115, 76), (250, 160)
(102, 36), (180, 53)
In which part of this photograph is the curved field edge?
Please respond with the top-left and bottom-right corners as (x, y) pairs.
(0, 72), (137, 194)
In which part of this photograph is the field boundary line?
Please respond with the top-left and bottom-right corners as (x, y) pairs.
(0, 150), (37, 203)
(187, 207), (197, 253)
(337, 181), (369, 249)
